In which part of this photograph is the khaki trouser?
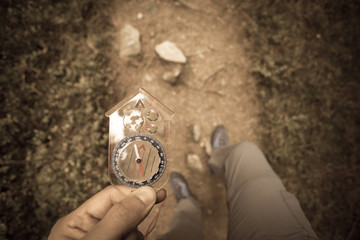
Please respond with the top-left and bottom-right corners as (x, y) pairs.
(158, 142), (318, 240)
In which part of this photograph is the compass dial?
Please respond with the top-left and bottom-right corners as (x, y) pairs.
(112, 134), (167, 188)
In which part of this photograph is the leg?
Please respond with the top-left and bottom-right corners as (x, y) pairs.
(157, 172), (204, 240)
(209, 142), (318, 240)
(157, 197), (203, 240)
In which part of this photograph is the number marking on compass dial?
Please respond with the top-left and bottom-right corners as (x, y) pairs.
(112, 134), (167, 187)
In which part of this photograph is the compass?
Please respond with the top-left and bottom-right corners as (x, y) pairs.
(106, 88), (174, 189)
(112, 134), (166, 188)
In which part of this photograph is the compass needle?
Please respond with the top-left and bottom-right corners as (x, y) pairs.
(134, 143), (145, 177)
(134, 144), (140, 159)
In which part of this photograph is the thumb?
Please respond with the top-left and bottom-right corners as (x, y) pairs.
(83, 186), (156, 240)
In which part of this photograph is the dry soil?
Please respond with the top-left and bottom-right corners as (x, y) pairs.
(110, 0), (260, 239)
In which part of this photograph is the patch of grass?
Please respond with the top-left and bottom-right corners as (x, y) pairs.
(237, 0), (360, 239)
(0, 0), (119, 238)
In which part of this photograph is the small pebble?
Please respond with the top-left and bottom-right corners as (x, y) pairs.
(192, 124), (201, 142)
(162, 65), (182, 85)
(120, 24), (141, 57)
(200, 138), (212, 156)
(186, 154), (204, 172)
(144, 73), (152, 82)
(204, 139), (212, 156)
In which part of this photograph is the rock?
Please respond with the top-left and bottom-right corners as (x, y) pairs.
(191, 124), (201, 142)
(137, 12), (143, 20)
(207, 209), (213, 216)
(200, 138), (212, 156)
(162, 65), (182, 85)
(155, 41), (186, 63)
(144, 73), (152, 82)
(120, 24), (141, 57)
(186, 154), (204, 172)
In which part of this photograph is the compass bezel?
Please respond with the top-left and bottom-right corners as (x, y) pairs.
(111, 133), (167, 188)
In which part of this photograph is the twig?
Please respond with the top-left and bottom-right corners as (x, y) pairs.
(238, 8), (258, 31)
(205, 90), (225, 96)
(201, 64), (225, 83)
(141, 53), (155, 72)
(177, 0), (225, 24)
(27, 83), (42, 95)
(216, 16), (225, 25)
(178, 0), (202, 11)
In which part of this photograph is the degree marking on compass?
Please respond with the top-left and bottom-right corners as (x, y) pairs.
(144, 148), (151, 175)
(127, 148), (134, 172)
(151, 155), (156, 173)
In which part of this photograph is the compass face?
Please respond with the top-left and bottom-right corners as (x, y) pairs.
(112, 134), (167, 188)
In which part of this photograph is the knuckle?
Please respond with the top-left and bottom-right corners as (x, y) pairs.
(108, 196), (145, 227)
(67, 213), (84, 228)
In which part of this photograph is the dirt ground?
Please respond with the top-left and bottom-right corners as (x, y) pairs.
(110, 0), (259, 239)
(2, 0), (359, 239)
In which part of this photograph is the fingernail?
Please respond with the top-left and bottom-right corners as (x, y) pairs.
(134, 186), (155, 205)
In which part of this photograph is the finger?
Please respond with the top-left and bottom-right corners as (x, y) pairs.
(82, 186), (156, 240)
(75, 185), (134, 220)
(49, 185), (134, 239)
(156, 188), (167, 204)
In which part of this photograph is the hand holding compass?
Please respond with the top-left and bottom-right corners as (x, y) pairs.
(50, 89), (172, 240)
